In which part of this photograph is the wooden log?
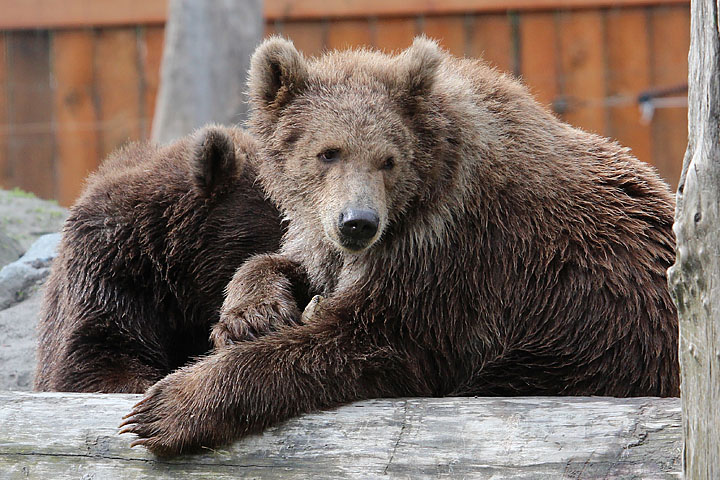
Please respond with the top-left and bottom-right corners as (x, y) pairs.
(666, 0), (720, 476)
(0, 392), (681, 478)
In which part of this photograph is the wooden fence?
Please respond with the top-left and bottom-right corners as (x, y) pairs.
(0, 0), (690, 206)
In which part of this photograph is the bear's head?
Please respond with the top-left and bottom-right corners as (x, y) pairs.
(248, 37), (447, 254)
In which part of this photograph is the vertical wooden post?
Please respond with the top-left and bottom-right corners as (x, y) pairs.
(667, 0), (720, 477)
(151, 0), (263, 144)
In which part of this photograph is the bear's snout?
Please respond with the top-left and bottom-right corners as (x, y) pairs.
(338, 208), (379, 249)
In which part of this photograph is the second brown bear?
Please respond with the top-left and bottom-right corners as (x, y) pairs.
(35, 126), (284, 393)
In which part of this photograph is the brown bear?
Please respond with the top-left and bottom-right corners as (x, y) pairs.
(120, 37), (678, 456)
(34, 126), (284, 393)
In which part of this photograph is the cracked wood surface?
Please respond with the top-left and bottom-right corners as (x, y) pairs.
(667, 0), (720, 477)
(0, 392), (681, 479)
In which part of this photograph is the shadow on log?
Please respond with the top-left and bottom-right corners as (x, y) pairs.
(0, 392), (681, 479)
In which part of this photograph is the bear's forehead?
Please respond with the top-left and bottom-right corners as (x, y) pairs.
(280, 66), (399, 117)
(306, 50), (397, 87)
(288, 88), (403, 134)
(305, 83), (388, 107)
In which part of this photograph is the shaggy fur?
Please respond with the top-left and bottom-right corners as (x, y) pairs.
(34, 126), (284, 393)
(121, 37), (679, 456)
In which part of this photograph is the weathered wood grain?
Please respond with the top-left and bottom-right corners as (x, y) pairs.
(422, 15), (467, 57)
(52, 30), (99, 207)
(5, 31), (55, 200)
(264, 0), (690, 21)
(326, 19), (373, 50)
(280, 20), (327, 57)
(150, 0), (263, 144)
(0, 393), (681, 479)
(0, 0), (691, 29)
(557, 10), (606, 135)
(667, 0), (720, 476)
(375, 17), (418, 53)
(94, 28), (142, 160)
(519, 12), (558, 108)
(605, 7), (652, 168)
(140, 25), (165, 141)
(0, 33), (8, 189)
(649, 5), (690, 189)
(468, 13), (514, 73)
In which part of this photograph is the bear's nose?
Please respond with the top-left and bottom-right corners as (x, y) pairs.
(338, 209), (379, 242)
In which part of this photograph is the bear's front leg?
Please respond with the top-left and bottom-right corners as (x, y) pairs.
(120, 304), (403, 456)
(210, 254), (310, 347)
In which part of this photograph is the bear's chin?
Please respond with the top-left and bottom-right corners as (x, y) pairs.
(327, 233), (378, 255)
(338, 241), (374, 255)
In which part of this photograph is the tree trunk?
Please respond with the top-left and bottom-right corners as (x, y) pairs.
(666, 0), (720, 477)
(151, 0), (263, 144)
(0, 392), (681, 479)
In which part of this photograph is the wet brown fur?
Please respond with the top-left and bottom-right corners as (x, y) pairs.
(121, 38), (679, 456)
(34, 126), (284, 393)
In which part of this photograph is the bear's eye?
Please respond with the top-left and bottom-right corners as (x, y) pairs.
(382, 156), (395, 170)
(318, 149), (340, 163)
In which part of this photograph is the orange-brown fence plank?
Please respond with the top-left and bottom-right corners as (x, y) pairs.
(0, 0), (167, 29)
(53, 29), (99, 206)
(422, 15), (467, 56)
(375, 17), (417, 52)
(326, 19), (373, 50)
(0, 34), (8, 188)
(557, 10), (606, 135)
(141, 25), (164, 139)
(5, 31), (55, 199)
(281, 20), (327, 57)
(265, 0), (691, 21)
(468, 14), (513, 73)
(649, 4), (689, 189)
(0, 0), (690, 29)
(605, 8), (652, 169)
(519, 12), (558, 108)
(94, 27), (142, 161)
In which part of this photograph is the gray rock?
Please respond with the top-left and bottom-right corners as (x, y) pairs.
(0, 190), (66, 391)
(0, 188), (68, 251)
(0, 233), (61, 311)
(0, 287), (43, 390)
(0, 229), (23, 269)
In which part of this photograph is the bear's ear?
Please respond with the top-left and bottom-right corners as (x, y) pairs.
(248, 37), (308, 113)
(191, 126), (237, 196)
(393, 36), (443, 99)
